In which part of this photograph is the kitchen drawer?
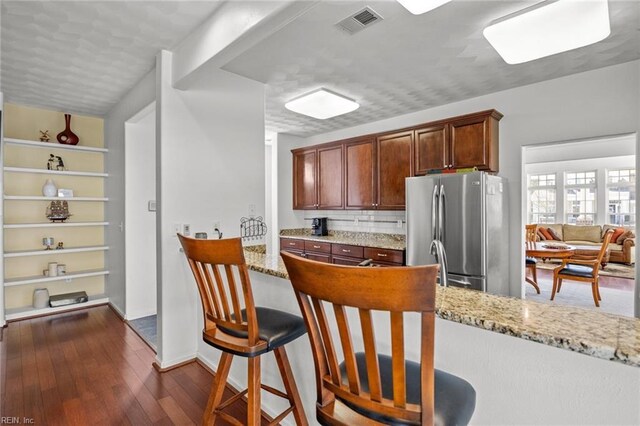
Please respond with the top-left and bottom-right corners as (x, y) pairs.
(364, 247), (405, 265)
(331, 243), (364, 259)
(280, 238), (305, 251)
(305, 252), (331, 263)
(304, 240), (331, 254)
(332, 255), (364, 266)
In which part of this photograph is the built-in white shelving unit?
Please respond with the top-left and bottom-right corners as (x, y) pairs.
(4, 245), (109, 258)
(4, 269), (110, 287)
(4, 167), (108, 177)
(4, 195), (109, 201)
(4, 294), (109, 321)
(2, 134), (109, 322)
(4, 221), (109, 229)
(4, 138), (108, 153)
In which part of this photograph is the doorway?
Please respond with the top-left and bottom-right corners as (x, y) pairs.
(124, 102), (158, 349)
(522, 133), (637, 317)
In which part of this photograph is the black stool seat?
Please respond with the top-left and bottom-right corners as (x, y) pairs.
(556, 264), (594, 278)
(526, 257), (537, 265)
(215, 307), (307, 357)
(339, 353), (476, 426)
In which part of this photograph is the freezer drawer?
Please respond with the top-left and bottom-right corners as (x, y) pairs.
(446, 273), (485, 292)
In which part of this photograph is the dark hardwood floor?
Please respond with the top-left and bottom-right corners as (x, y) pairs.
(0, 305), (268, 425)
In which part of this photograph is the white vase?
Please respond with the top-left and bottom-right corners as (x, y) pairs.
(42, 179), (57, 197)
(33, 288), (50, 308)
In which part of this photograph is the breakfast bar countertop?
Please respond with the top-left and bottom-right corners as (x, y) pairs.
(279, 228), (406, 250)
(243, 246), (640, 368)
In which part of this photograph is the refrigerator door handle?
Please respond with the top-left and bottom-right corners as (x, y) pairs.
(439, 184), (445, 245)
(448, 278), (472, 287)
(432, 184), (439, 241)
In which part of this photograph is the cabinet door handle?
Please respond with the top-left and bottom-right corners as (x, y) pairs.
(342, 249), (351, 253)
(377, 253), (387, 257)
(313, 245), (321, 249)
(289, 242), (296, 246)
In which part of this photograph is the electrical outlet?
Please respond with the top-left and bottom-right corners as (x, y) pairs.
(249, 204), (256, 217)
(213, 221), (220, 230)
(173, 223), (182, 236)
(182, 224), (191, 236)
(354, 217), (359, 226)
(397, 220), (403, 228)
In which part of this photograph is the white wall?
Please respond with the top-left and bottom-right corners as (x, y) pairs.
(125, 106), (157, 320)
(105, 69), (156, 317)
(278, 60), (640, 298)
(157, 50), (266, 367)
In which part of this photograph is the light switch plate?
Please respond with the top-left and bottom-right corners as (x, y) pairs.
(148, 200), (157, 212)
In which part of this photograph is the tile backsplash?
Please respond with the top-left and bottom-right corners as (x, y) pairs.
(304, 210), (406, 234)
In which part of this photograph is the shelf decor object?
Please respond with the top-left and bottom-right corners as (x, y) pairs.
(42, 178), (58, 197)
(42, 237), (54, 250)
(46, 200), (71, 222)
(33, 288), (49, 309)
(39, 130), (51, 142)
(57, 114), (79, 145)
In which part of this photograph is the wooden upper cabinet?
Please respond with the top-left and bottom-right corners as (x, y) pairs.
(317, 145), (344, 209)
(293, 149), (317, 209)
(414, 124), (448, 175)
(292, 109), (502, 210)
(449, 110), (502, 172)
(376, 131), (413, 210)
(345, 138), (376, 210)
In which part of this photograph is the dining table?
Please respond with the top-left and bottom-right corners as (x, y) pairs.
(525, 242), (576, 289)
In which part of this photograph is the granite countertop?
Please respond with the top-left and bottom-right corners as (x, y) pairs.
(243, 246), (640, 368)
(279, 228), (406, 250)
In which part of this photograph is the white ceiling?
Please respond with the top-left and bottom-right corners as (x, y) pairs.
(223, 0), (640, 137)
(0, 1), (222, 116)
(1, 1), (639, 137)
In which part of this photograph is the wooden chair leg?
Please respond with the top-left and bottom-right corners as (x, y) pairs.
(531, 265), (537, 286)
(274, 346), (308, 426)
(557, 278), (563, 293)
(247, 356), (261, 426)
(551, 274), (560, 300)
(204, 352), (233, 425)
(591, 281), (600, 307)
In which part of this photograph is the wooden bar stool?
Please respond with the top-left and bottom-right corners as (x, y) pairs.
(281, 251), (476, 426)
(179, 235), (308, 425)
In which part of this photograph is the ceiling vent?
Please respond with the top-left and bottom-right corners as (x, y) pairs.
(336, 7), (383, 35)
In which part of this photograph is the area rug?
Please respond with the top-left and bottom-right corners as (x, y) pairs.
(535, 260), (635, 279)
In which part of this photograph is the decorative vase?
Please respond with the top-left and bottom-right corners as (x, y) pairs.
(33, 288), (50, 308)
(42, 179), (57, 197)
(57, 114), (79, 145)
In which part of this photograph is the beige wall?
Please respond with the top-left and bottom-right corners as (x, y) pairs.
(3, 103), (106, 309)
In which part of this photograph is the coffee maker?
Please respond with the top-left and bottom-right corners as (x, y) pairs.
(311, 217), (328, 236)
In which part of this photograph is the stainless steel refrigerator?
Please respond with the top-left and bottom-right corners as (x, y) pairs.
(406, 171), (509, 295)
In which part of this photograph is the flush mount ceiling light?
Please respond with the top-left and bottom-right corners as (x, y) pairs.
(483, 0), (611, 65)
(285, 88), (359, 120)
(396, 0), (451, 15)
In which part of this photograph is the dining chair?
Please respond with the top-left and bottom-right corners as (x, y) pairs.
(551, 229), (614, 307)
(525, 224), (540, 294)
(179, 235), (308, 425)
(281, 251), (476, 426)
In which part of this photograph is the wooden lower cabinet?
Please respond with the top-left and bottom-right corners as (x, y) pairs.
(280, 238), (405, 267)
(332, 255), (364, 266)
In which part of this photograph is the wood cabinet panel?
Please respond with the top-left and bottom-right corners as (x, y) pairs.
(414, 124), (448, 175)
(293, 150), (317, 209)
(318, 145), (344, 209)
(331, 243), (364, 259)
(332, 255), (364, 266)
(280, 238), (305, 251)
(376, 131), (413, 210)
(345, 138), (376, 210)
(305, 252), (331, 263)
(449, 111), (501, 172)
(304, 240), (331, 254)
(363, 247), (404, 265)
